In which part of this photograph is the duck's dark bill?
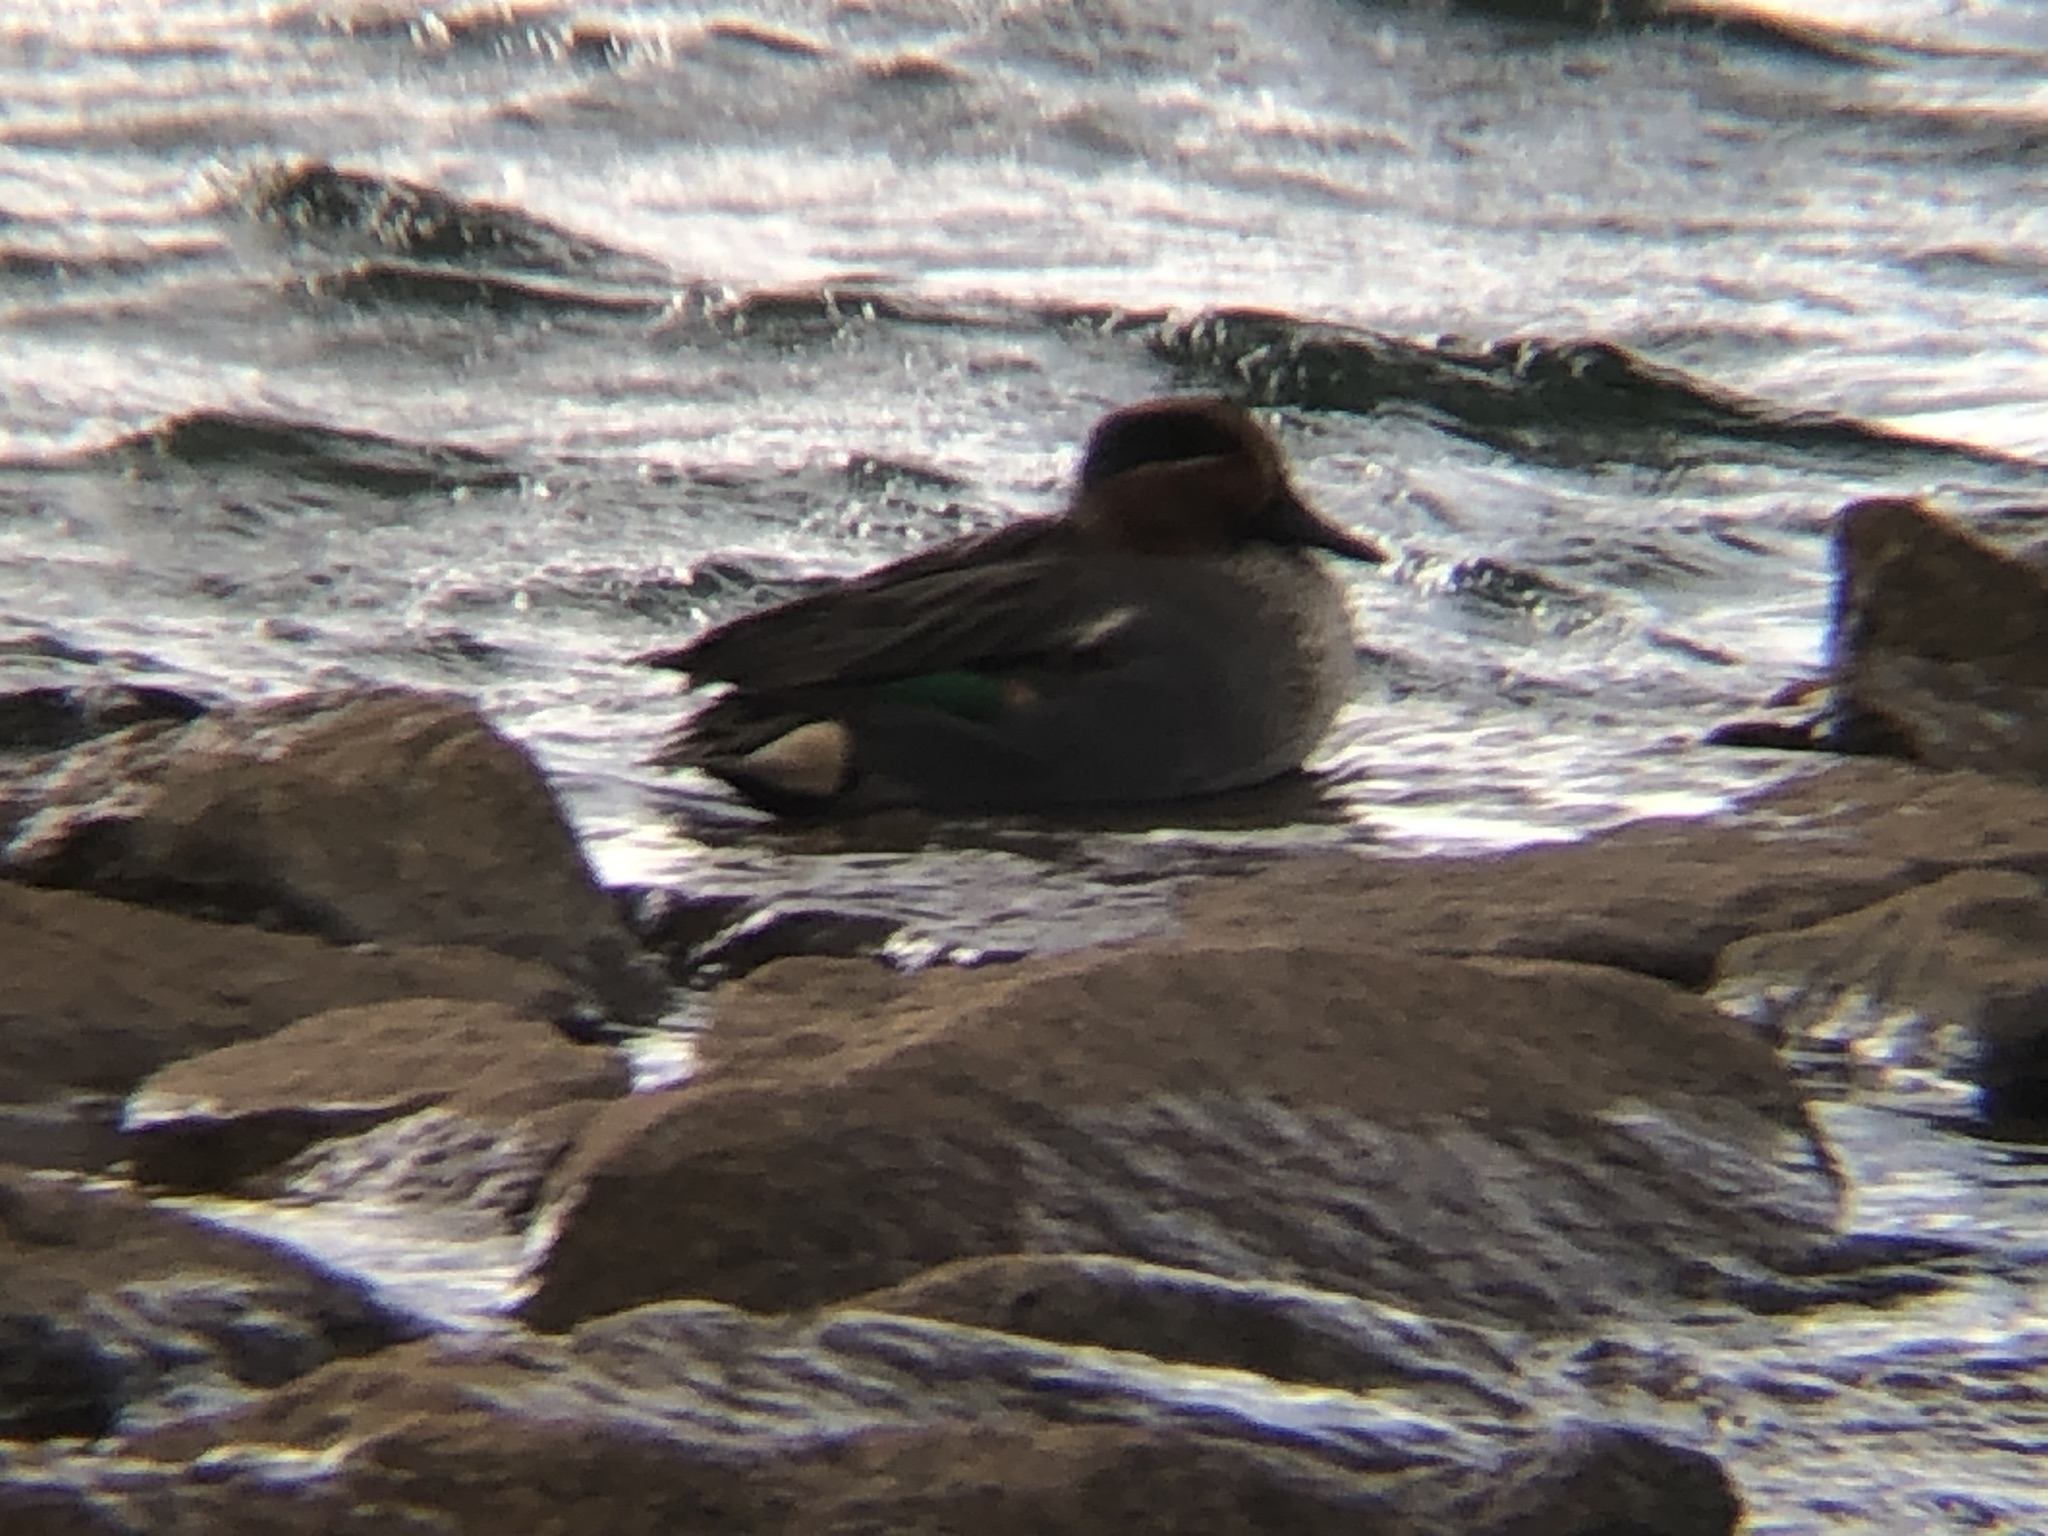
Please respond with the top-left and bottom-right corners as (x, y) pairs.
(1271, 490), (1387, 564)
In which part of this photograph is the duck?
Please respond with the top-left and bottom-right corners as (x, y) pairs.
(644, 395), (1385, 815)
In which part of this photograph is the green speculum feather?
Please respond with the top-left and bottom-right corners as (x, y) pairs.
(878, 669), (1010, 721)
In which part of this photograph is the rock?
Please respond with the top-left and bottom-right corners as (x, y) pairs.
(617, 886), (753, 967)
(1831, 500), (2048, 775)
(123, 998), (629, 1191)
(0, 881), (586, 1106)
(0, 1164), (421, 1439)
(0, 1472), (139, 1536)
(260, 1096), (607, 1239)
(46, 1298), (1738, 1536)
(1185, 758), (2048, 988)
(623, 886), (905, 985)
(0, 1097), (126, 1175)
(1719, 498), (2048, 773)
(852, 1252), (1521, 1400)
(1711, 869), (2048, 1123)
(0, 688), (664, 1023)
(523, 938), (1831, 1332)
(0, 1311), (125, 1440)
(0, 684), (206, 757)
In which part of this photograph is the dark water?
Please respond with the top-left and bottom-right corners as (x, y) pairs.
(5, 2), (2048, 1528)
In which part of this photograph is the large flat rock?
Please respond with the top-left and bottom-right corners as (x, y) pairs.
(522, 936), (1832, 1333)
(0, 882), (584, 1105)
(1186, 759), (2048, 988)
(0, 688), (664, 1023)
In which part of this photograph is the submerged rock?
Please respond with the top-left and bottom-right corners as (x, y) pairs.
(0, 882), (584, 1105)
(123, 998), (629, 1192)
(0, 1165), (421, 1440)
(1712, 869), (2048, 1124)
(523, 936), (1830, 1333)
(33, 1297), (1739, 1536)
(0, 688), (664, 1024)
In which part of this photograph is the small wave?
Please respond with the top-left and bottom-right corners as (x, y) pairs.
(75, 410), (522, 496)
(0, 244), (211, 284)
(297, 258), (671, 316)
(1145, 309), (2018, 469)
(282, 0), (658, 67)
(1435, 0), (1888, 65)
(658, 282), (986, 345)
(244, 161), (672, 304)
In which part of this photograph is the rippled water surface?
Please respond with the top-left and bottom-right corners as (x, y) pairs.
(5, 2), (2048, 1528)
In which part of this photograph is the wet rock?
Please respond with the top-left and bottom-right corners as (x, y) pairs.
(0, 1473), (139, 1535)
(0, 688), (665, 1024)
(57, 1299), (1737, 1536)
(0, 1097), (126, 1175)
(853, 1252), (1521, 1401)
(1186, 758), (2048, 988)
(123, 998), (628, 1192)
(1711, 869), (2048, 1124)
(0, 1312), (124, 1440)
(1827, 497), (2048, 780)
(0, 881), (585, 1106)
(260, 1095), (607, 1239)
(628, 886), (905, 984)
(523, 938), (1829, 1332)
(0, 685), (206, 757)
(0, 1165), (420, 1438)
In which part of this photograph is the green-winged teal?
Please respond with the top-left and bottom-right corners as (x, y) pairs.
(646, 396), (1384, 814)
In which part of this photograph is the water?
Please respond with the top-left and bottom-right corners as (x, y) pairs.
(4, 2), (2047, 1527)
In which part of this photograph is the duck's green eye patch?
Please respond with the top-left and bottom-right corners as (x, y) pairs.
(879, 669), (1011, 721)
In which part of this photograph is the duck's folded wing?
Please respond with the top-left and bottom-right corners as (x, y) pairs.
(641, 520), (1111, 691)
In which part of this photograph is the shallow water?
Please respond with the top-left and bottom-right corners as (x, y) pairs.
(5, 1), (2048, 1527)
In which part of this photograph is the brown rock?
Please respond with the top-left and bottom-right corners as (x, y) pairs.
(853, 1252), (1520, 1401)
(0, 688), (664, 1023)
(256, 1095), (610, 1246)
(1828, 497), (2048, 777)
(523, 938), (1828, 1332)
(0, 683), (206, 757)
(1711, 868), (2048, 1123)
(0, 1164), (419, 1439)
(123, 998), (628, 1191)
(68, 1299), (1736, 1536)
(0, 881), (584, 1106)
(1186, 758), (2048, 988)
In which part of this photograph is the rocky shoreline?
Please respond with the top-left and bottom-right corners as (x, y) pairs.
(1, 500), (2043, 1533)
